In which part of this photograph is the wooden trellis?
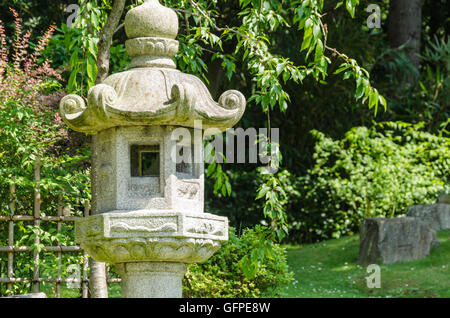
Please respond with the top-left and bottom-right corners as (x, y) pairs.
(0, 159), (120, 297)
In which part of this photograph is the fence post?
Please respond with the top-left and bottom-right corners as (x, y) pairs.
(33, 158), (41, 294)
(0, 159), (106, 297)
(56, 194), (63, 297)
(82, 200), (90, 298)
(7, 182), (15, 293)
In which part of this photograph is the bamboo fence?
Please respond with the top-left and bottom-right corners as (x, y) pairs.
(0, 159), (120, 297)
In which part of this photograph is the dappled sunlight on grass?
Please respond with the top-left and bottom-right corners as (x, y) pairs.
(438, 233), (449, 244)
(330, 265), (357, 272)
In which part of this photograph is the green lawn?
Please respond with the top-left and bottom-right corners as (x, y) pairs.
(282, 229), (450, 298)
(41, 282), (122, 298)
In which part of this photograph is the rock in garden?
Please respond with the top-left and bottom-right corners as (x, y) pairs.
(358, 217), (440, 265)
(407, 204), (450, 231)
(437, 194), (450, 204)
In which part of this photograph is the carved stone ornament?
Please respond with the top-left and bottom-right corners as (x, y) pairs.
(75, 210), (228, 263)
(59, 0), (246, 135)
(79, 237), (222, 264)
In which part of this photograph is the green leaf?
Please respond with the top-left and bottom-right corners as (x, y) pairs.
(368, 89), (378, 111)
(379, 94), (387, 111)
(276, 63), (284, 76)
(256, 185), (270, 200)
(300, 19), (313, 52)
(282, 70), (290, 83)
(334, 65), (349, 75)
(355, 77), (364, 100)
(314, 39), (324, 63)
(346, 0), (359, 18)
(86, 55), (97, 83)
(225, 181), (232, 196)
(68, 70), (78, 90)
(206, 161), (216, 177)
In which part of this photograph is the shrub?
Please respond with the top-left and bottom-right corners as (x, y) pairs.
(0, 8), (90, 205)
(0, 9), (90, 296)
(288, 121), (450, 242)
(183, 226), (294, 298)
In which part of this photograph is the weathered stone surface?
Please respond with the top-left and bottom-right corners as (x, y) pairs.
(117, 262), (186, 298)
(91, 126), (205, 214)
(125, 0), (179, 40)
(75, 210), (228, 264)
(358, 217), (440, 265)
(407, 204), (450, 231)
(59, 71), (246, 134)
(437, 194), (450, 204)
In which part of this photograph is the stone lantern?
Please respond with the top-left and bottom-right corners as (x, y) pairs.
(59, 0), (246, 298)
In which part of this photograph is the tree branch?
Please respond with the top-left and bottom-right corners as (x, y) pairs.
(188, 0), (248, 40)
(114, 23), (125, 35)
(95, 0), (126, 85)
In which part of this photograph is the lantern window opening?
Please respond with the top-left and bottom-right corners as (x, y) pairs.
(130, 144), (160, 177)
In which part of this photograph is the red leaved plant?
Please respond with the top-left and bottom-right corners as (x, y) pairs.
(0, 8), (85, 159)
(0, 8), (62, 113)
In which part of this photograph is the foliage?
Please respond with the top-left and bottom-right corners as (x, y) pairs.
(288, 121), (449, 242)
(255, 169), (291, 241)
(0, 8), (90, 205)
(0, 221), (86, 296)
(0, 0), (73, 45)
(159, 0), (383, 241)
(63, 0), (107, 93)
(45, 0), (385, 244)
(208, 30), (450, 244)
(0, 9), (90, 296)
(205, 169), (299, 235)
(372, 35), (450, 131)
(416, 36), (449, 129)
(183, 226), (293, 298)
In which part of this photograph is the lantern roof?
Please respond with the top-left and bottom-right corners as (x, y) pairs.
(60, 0), (246, 134)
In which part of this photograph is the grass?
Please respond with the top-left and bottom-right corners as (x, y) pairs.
(282, 229), (450, 298)
(41, 282), (122, 298)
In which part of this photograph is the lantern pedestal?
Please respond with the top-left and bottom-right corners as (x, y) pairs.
(75, 210), (228, 298)
(116, 262), (186, 298)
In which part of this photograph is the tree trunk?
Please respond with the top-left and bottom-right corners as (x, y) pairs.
(89, 0), (126, 298)
(95, 0), (126, 85)
(88, 135), (109, 298)
(89, 258), (109, 298)
(388, 0), (422, 75)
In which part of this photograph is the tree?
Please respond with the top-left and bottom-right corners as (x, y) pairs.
(60, 0), (385, 241)
(388, 0), (422, 76)
(89, 0), (126, 299)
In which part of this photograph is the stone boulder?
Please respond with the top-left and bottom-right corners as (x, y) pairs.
(407, 204), (450, 231)
(437, 194), (450, 204)
(358, 217), (440, 265)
